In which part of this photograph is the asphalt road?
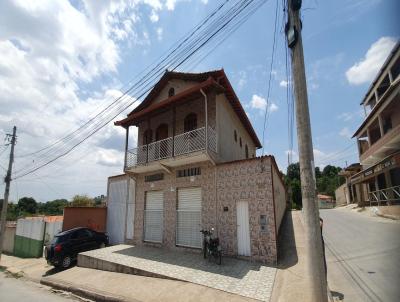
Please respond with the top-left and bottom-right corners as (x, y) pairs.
(320, 209), (400, 302)
(0, 272), (80, 302)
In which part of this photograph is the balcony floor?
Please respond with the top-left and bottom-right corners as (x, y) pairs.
(125, 150), (213, 174)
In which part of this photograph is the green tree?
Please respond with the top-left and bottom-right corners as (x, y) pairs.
(70, 195), (94, 207)
(37, 199), (68, 215)
(17, 197), (37, 214)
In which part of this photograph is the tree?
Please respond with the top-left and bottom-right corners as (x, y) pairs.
(287, 163), (300, 180)
(70, 195), (94, 207)
(37, 199), (68, 215)
(17, 197), (37, 214)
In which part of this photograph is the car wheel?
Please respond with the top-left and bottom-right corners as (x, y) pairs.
(99, 242), (106, 248)
(61, 255), (72, 269)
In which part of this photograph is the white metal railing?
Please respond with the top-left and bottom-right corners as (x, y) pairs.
(369, 185), (400, 206)
(174, 127), (206, 156)
(148, 137), (173, 162)
(125, 127), (217, 169)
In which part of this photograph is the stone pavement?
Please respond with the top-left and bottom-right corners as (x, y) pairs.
(79, 245), (276, 301)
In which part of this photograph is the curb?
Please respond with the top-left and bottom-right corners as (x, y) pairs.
(40, 278), (141, 302)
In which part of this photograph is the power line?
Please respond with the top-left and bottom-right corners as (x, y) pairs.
(13, 0), (268, 180)
(261, 0), (279, 155)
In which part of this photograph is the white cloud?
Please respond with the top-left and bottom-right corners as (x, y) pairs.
(250, 94), (278, 113)
(279, 80), (288, 88)
(0, 0), (189, 202)
(150, 10), (159, 22)
(250, 94), (267, 111)
(346, 37), (397, 85)
(269, 103), (279, 112)
(156, 27), (163, 41)
(339, 127), (352, 138)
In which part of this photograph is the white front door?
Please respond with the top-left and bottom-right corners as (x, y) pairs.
(236, 201), (251, 256)
(177, 187), (202, 248)
(144, 191), (163, 243)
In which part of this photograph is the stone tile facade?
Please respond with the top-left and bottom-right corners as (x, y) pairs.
(128, 156), (285, 264)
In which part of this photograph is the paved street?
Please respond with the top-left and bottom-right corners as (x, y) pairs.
(320, 209), (400, 302)
(0, 272), (79, 302)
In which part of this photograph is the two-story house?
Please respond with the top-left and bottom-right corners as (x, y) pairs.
(349, 42), (400, 206)
(114, 69), (286, 264)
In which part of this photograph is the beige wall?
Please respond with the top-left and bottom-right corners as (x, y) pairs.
(130, 156), (285, 264)
(272, 164), (286, 233)
(3, 224), (16, 254)
(152, 79), (199, 104)
(216, 94), (257, 162)
(335, 183), (348, 206)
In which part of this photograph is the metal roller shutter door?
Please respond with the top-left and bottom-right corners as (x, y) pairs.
(177, 187), (202, 248)
(144, 191), (163, 243)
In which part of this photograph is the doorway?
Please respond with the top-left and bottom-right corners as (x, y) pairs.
(236, 201), (251, 256)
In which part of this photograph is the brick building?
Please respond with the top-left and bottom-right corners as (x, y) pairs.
(114, 70), (286, 263)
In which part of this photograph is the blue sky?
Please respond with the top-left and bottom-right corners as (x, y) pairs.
(0, 0), (399, 202)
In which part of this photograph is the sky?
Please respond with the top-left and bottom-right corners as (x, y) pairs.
(0, 0), (399, 202)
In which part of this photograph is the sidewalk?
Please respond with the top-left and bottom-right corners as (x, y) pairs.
(270, 210), (315, 302)
(0, 254), (257, 302)
(42, 266), (257, 302)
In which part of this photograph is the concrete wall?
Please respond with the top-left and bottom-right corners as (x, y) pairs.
(3, 223), (16, 254)
(216, 93), (257, 162)
(272, 163), (286, 234)
(130, 156), (284, 264)
(335, 183), (348, 206)
(63, 207), (107, 232)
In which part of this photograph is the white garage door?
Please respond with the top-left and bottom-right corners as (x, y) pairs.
(144, 191), (163, 243)
(177, 187), (202, 248)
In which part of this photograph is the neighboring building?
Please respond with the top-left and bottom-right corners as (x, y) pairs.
(114, 70), (287, 264)
(336, 163), (362, 205)
(317, 194), (335, 209)
(350, 42), (400, 206)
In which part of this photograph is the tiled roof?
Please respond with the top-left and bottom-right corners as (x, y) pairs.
(115, 69), (262, 148)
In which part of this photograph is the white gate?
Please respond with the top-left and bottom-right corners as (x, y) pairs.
(236, 201), (251, 256)
(177, 187), (202, 248)
(144, 191), (163, 243)
(107, 179), (127, 244)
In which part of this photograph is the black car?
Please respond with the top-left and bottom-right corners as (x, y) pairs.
(45, 227), (108, 269)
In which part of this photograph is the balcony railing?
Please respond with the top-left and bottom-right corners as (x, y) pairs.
(368, 185), (400, 206)
(126, 127), (217, 169)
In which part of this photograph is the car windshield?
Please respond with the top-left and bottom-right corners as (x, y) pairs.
(51, 235), (67, 244)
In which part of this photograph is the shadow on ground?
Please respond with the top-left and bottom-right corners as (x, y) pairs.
(276, 211), (298, 269)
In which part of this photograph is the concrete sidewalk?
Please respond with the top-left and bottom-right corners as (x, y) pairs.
(42, 266), (257, 302)
(270, 211), (315, 302)
(0, 254), (57, 282)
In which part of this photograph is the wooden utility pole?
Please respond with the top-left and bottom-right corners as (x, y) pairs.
(286, 1), (328, 301)
(0, 126), (17, 260)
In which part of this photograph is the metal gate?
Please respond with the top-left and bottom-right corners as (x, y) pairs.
(236, 201), (251, 256)
(107, 179), (128, 245)
(144, 191), (163, 243)
(177, 187), (202, 248)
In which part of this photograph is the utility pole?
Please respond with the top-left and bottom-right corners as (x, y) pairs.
(0, 126), (17, 260)
(285, 1), (328, 301)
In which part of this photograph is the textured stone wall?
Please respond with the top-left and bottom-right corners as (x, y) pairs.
(130, 156), (281, 264)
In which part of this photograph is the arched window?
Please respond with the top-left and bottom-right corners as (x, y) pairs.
(168, 87), (175, 97)
(234, 130), (237, 142)
(156, 124), (169, 141)
(245, 144), (249, 159)
(143, 129), (153, 145)
(184, 113), (197, 132)
(239, 137), (242, 148)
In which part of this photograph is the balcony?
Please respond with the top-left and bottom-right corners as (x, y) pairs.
(125, 127), (217, 171)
